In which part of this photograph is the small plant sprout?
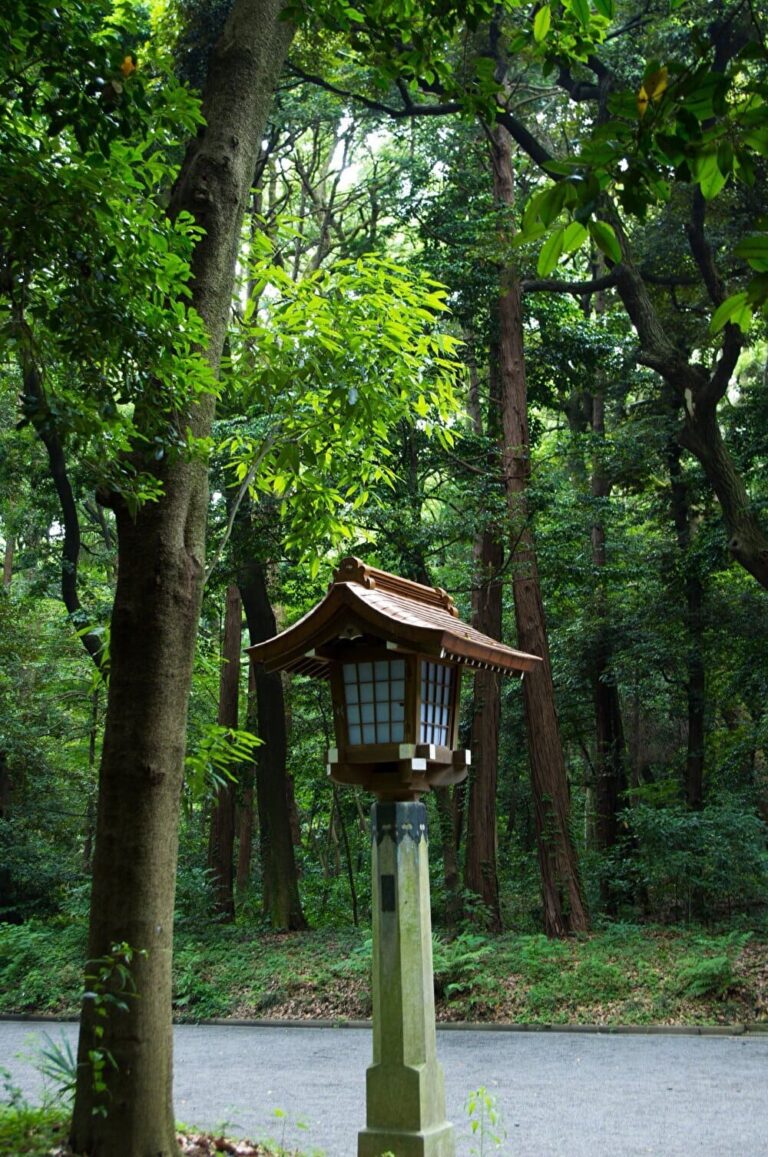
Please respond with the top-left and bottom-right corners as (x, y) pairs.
(466, 1086), (506, 1155)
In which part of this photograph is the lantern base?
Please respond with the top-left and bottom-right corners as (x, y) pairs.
(360, 802), (455, 1157)
(358, 1120), (455, 1157)
(327, 745), (470, 800)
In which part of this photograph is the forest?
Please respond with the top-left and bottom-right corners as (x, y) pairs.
(1, 0), (768, 1153)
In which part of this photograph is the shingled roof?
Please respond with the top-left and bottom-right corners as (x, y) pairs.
(247, 557), (540, 678)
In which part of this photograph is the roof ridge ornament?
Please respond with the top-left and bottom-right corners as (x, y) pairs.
(333, 556), (460, 618)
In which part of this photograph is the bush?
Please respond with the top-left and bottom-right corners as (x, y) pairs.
(672, 954), (734, 999)
(0, 919), (85, 1013)
(607, 803), (768, 921)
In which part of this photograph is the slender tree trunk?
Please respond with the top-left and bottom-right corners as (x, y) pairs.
(333, 785), (359, 925)
(491, 124), (589, 937)
(70, 3), (295, 1152)
(464, 529), (504, 930)
(463, 345), (504, 929)
(236, 668), (257, 893)
(590, 389), (627, 870)
(82, 690), (99, 873)
(433, 786), (462, 928)
(207, 584), (242, 921)
(668, 433), (706, 809)
(239, 556), (307, 930)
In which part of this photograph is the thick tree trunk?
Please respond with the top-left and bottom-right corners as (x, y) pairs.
(71, 482), (209, 1154)
(239, 556), (307, 930)
(491, 124), (589, 937)
(207, 584), (242, 921)
(70, 2), (295, 1153)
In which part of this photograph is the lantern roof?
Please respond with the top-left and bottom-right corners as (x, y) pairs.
(247, 557), (540, 678)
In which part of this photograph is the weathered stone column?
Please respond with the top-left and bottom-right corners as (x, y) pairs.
(358, 801), (455, 1157)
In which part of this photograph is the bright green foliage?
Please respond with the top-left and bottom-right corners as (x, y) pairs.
(0, 0), (211, 509)
(184, 725), (262, 802)
(221, 238), (463, 565)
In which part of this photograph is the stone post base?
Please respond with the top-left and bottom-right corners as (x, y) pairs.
(358, 801), (454, 1157)
(358, 1120), (455, 1157)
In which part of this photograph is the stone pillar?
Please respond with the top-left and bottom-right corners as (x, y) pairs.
(358, 801), (455, 1157)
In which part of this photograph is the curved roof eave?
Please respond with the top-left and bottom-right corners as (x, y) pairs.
(247, 582), (540, 677)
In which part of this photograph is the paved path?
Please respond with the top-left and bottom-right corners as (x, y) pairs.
(1, 1020), (767, 1156)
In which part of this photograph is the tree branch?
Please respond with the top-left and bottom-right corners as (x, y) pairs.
(15, 321), (107, 675)
(204, 429), (279, 584)
(285, 61), (463, 119)
(522, 270), (621, 295)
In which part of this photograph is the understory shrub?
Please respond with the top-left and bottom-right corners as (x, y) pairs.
(606, 803), (768, 921)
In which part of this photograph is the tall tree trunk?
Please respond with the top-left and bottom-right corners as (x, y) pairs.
(463, 343), (504, 929)
(668, 432), (706, 809)
(82, 690), (100, 874)
(433, 786), (462, 929)
(236, 667), (257, 893)
(590, 389), (627, 870)
(207, 584), (242, 921)
(70, 3), (295, 1152)
(491, 124), (589, 937)
(239, 555), (307, 930)
(464, 529), (504, 930)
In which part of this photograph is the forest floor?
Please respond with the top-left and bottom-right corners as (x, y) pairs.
(1, 918), (767, 1029)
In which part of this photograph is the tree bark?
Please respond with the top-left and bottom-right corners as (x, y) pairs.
(667, 432), (706, 809)
(433, 786), (462, 928)
(611, 244), (768, 591)
(491, 123), (589, 937)
(70, 2), (295, 1152)
(207, 584), (242, 921)
(464, 528), (504, 930)
(239, 555), (307, 930)
(236, 666), (257, 893)
(590, 389), (627, 868)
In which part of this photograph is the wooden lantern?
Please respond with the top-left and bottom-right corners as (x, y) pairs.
(247, 557), (540, 801)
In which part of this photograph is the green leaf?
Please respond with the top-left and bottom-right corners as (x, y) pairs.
(693, 149), (727, 200)
(562, 220), (588, 253)
(533, 4), (551, 41)
(709, 291), (752, 334)
(588, 220), (622, 263)
(734, 234), (768, 263)
(569, 0), (592, 30)
(537, 225), (565, 276)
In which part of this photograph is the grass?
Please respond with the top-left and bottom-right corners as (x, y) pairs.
(0, 1103), (68, 1157)
(0, 1104), (302, 1156)
(1, 917), (767, 1028)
